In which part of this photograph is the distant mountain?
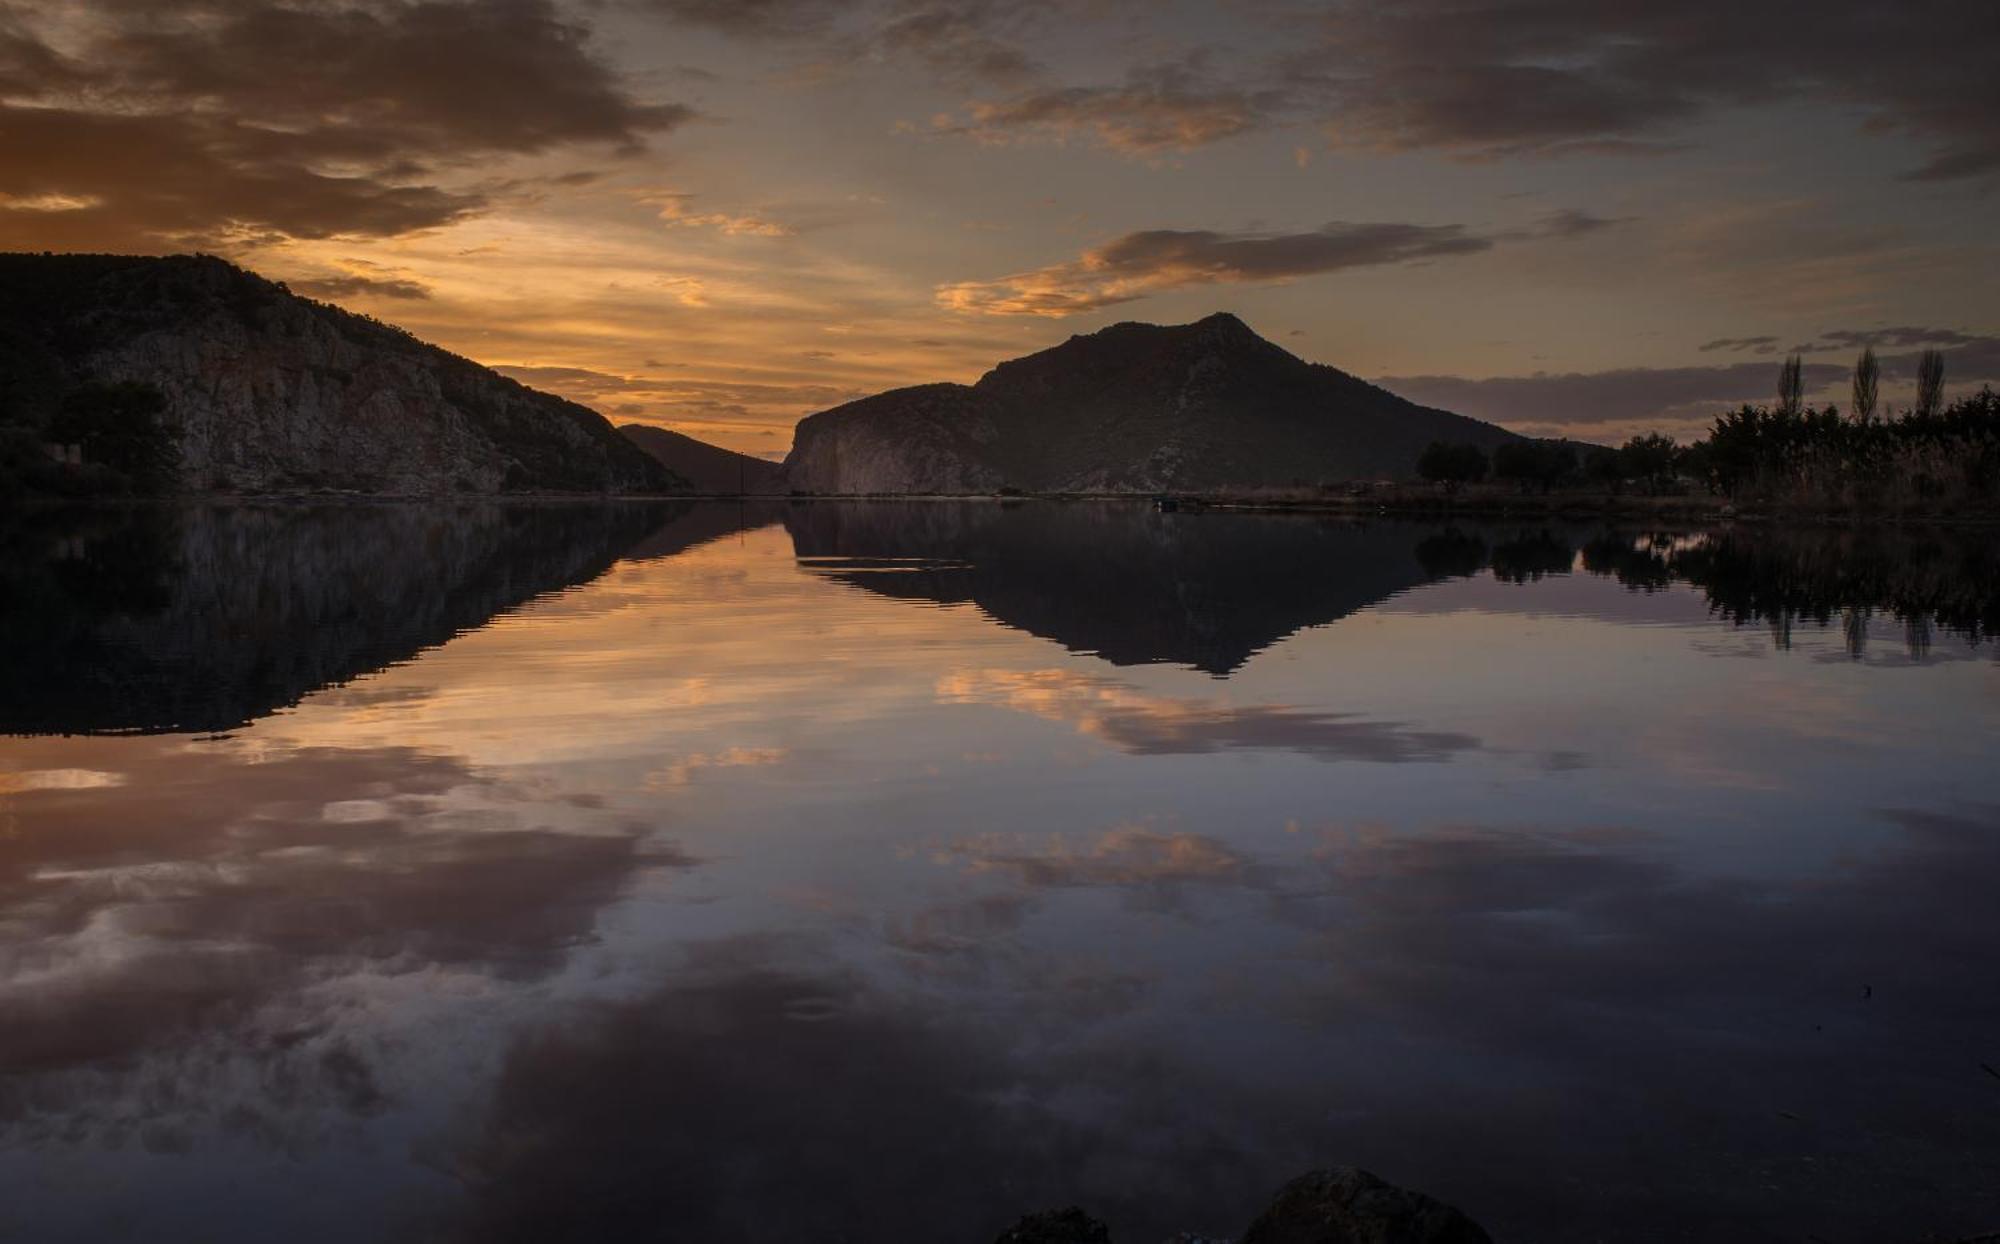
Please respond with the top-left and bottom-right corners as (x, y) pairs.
(621, 423), (786, 494)
(783, 313), (1519, 494)
(0, 253), (680, 495)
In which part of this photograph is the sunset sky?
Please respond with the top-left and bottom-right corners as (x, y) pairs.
(3, 0), (1996, 457)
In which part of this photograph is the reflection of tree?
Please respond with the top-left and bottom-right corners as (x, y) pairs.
(1413, 528), (1488, 580)
(1577, 533), (1674, 592)
(1487, 528), (1575, 583)
(1664, 527), (1999, 652)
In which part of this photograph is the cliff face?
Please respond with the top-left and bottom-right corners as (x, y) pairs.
(0, 254), (679, 495)
(619, 423), (787, 494)
(784, 313), (1519, 494)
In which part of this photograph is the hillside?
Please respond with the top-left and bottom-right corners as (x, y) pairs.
(620, 423), (786, 494)
(783, 313), (1518, 494)
(0, 254), (681, 496)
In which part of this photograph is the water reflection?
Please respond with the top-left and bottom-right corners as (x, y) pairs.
(0, 501), (738, 736)
(2, 502), (1998, 1243)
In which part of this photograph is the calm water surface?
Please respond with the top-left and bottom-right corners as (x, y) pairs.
(2, 502), (1997, 1243)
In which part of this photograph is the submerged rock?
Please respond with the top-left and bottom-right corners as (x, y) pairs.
(993, 1206), (1113, 1243)
(1238, 1168), (1492, 1244)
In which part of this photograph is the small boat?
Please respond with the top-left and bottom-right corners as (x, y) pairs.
(1152, 494), (1179, 512)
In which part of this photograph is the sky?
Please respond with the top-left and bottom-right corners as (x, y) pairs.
(1, 0), (1997, 457)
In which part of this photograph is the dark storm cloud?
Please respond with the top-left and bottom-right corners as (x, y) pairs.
(938, 210), (1629, 315)
(622, 0), (858, 38)
(626, 0), (1041, 83)
(0, 0), (691, 247)
(1278, 0), (2000, 179)
(911, 1), (1998, 181)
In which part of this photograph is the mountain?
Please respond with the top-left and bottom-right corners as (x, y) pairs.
(782, 313), (1519, 494)
(620, 423), (787, 494)
(0, 254), (680, 495)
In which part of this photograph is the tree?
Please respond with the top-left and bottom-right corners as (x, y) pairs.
(1492, 439), (1577, 494)
(46, 381), (179, 494)
(1851, 346), (1878, 424)
(1617, 433), (1678, 494)
(1915, 348), (1945, 418)
(1416, 441), (1488, 491)
(1777, 354), (1804, 418)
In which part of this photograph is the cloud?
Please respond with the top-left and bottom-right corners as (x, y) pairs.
(1278, 0), (2000, 180)
(0, 0), (691, 247)
(0, 737), (679, 1136)
(1791, 325), (1988, 352)
(648, 192), (794, 237)
(290, 273), (434, 301)
(942, 55), (1281, 153)
(874, 0), (1043, 84)
(943, 823), (1256, 892)
(1699, 336), (1781, 354)
(938, 220), (1494, 315)
(1380, 335), (2000, 436)
(624, 0), (857, 39)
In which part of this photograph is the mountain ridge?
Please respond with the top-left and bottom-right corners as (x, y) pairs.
(0, 253), (681, 496)
(620, 423), (786, 495)
(783, 313), (1519, 494)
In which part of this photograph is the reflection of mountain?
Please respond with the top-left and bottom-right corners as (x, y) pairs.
(0, 501), (739, 736)
(788, 505), (2000, 673)
(785, 503), (1438, 674)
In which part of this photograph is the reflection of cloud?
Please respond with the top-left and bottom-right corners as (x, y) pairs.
(938, 668), (1477, 762)
(446, 801), (2000, 1242)
(945, 823), (1254, 890)
(645, 746), (789, 788)
(0, 738), (682, 1139)
(441, 935), (1280, 1244)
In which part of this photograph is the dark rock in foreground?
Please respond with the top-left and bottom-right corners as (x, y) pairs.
(994, 1167), (1492, 1244)
(993, 1206), (1113, 1243)
(1239, 1169), (1494, 1244)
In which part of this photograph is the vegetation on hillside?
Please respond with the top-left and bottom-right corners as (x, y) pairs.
(1419, 350), (1998, 513)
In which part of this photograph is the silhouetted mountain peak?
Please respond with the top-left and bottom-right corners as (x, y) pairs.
(786, 312), (1517, 494)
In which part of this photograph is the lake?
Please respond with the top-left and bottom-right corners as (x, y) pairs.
(2, 501), (1997, 1243)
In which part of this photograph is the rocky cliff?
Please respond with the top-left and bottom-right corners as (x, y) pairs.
(783, 313), (1519, 494)
(0, 253), (679, 495)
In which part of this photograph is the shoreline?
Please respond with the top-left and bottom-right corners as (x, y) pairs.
(9, 489), (1999, 526)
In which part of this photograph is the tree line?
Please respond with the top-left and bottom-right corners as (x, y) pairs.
(1420, 348), (2000, 509)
